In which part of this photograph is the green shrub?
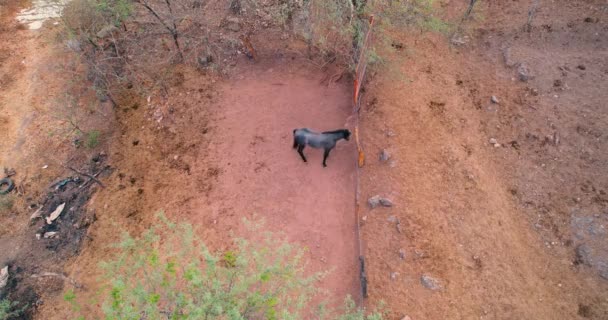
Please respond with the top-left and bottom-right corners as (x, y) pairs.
(0, 299), (25, 320)
(67, 213), (385, 319)
(85, 130), (100, 149)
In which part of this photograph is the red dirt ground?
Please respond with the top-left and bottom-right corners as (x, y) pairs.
(195, 61), (360, 304)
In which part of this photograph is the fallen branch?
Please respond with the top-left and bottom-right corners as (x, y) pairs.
(61, 164), (105, 188)
(79, 165), (110, 189)
(31, 272), (83, 289)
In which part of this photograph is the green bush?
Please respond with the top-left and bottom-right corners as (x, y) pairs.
(66, 213), (385, 319)
(0, 299), (25, 320)
(85, 130), (100, 149)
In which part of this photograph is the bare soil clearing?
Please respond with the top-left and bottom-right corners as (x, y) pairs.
(200, 61), (360, 303)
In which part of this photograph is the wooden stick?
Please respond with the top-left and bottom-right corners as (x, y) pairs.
(79, 166), (109, 189)
(61, 164), (105, 188)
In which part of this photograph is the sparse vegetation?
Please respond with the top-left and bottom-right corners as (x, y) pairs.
(0, 299), (25, 320)
(85, 130), (101, 148)
(65, 213), (385, 319)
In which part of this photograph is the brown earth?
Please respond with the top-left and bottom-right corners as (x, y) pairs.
(0, 0), (607, 320)
(359, 0), (608, 319)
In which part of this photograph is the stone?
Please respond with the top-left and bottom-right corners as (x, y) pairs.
(489, 138), (498, 145)
(390, 272), (399, 280)
(96, 25), (118, 39)
(399, 249), (406, 260)
(380, 198), (393, 207)
(368, 195), (381, 208)
(517, 64), (533, 82)
(0, 266), (8, 289)
(575, 244), (592, 266)
(379, 149), (390, 162)
(369, 196), (392, 208)
(43, 231), (58, 239)
(420, 274), (442, 290)
(490, 96), (499, 104)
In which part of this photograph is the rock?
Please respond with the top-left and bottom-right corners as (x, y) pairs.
(401, 316), (412, 320)
(43, 231), (58, 239)
(517, 64), (533, 82)
(490, 96), (499, 104)
(575, 244), (592, 266)
(369, 196), (392, 208)
(421, 274), (442, 290)
(600, 268), (608, 280)
(46, 203), (66, 225)
(379, 149), (390, 162)
(399, 248), (406, 260)
(387, 215), (397, 223)
(197, 55), (213, 68)
(0, 266), (8, 289)
(368, 195), (381, 208)
(577, 65), (586, 70)
(554, 79), (563, 87)
(96, 25), (118, 39)
(380, 198), (393, 207)
(390, 272), (399, 280)
(489, 138), (498, 144)
(502, 47), (516, 67)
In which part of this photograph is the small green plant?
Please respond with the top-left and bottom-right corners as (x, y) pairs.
(0, 299), (25, 320)
(85, 130), (100, 149)
(66, 213), (385, 319)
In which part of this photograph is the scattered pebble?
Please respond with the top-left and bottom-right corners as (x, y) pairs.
(43, 231), (58, 239)
(368, 195), (381, 208)
(390, 272), (399, 280)
(0, 266), (8, 289)
(517, 64), (533, 82)
(380, 198), (393, 207)
(368, 195), (392, 208)
(490, 96), (499, 104)
(420, 274), (443, 290)
(399, 249), (406, 260)
(379, 149), (390, 162)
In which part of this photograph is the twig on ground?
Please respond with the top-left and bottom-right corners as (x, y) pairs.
(61, 164), (105, 188)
